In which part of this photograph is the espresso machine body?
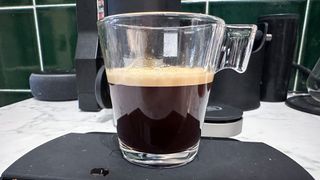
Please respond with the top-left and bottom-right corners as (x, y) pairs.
(75, 0), (181, 111)
(75, 0), (105, 112)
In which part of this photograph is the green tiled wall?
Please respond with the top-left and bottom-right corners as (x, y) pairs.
(0, 0), (32, 6)
(303, 0), (320, 68)
(37, 7), (77, 71)
(181, 2), (206, 13)
(0, 1), (76, 107)
(0, 0), (319, 107)
(36, 0), (75, 5)
(208, 1), (306, 24)
(295, 0), (320, 91)
(302, 0), (320, 69)
(0, 9), (40, 89)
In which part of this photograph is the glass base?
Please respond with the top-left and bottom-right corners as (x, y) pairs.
(119, 139), (199, 168)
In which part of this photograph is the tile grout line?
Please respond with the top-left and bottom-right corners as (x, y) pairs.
(0, 6), (32, 10)
(36, 4), (76, 8)
(32, 0), (44, 71)
(293, 0), (310, 91)
(181, 0), (206, 2)
(205, 0), (209, 14)
(0, 89), (31, 93)
(0, 4), (76, 10)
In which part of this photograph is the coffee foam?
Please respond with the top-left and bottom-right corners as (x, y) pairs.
(107, 67), (214, 87)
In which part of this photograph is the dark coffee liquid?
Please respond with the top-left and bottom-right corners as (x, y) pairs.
(107, 67), (213, 154)
(110, 83), (212, 154)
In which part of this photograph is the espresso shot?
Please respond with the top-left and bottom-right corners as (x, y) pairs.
(108, 67), (213, 154)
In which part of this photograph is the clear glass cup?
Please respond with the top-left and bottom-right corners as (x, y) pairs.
(98, 12), (256, 167)
(307, 58), (320, 102)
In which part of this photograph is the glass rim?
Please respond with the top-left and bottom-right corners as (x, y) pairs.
(97, 11), (226, 30)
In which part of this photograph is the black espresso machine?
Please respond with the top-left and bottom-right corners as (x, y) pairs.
(75, 0), (181, 112)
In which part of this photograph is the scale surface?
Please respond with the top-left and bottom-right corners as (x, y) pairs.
(1, 133), (313, 180)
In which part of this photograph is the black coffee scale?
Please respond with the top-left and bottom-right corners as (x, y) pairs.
(1, 133), (313, 180)
(0, 0), (314, 179)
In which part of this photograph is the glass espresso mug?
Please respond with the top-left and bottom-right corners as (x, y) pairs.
(98, 12), (256, 167)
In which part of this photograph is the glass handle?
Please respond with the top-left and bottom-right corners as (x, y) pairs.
(215, 24), (257, 73)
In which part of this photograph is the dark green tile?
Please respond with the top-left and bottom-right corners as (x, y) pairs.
(209, 1), (306, 24)
(37, 7), (77, 71)
(36, 0), (75, 5)
(0, 92), (32, 107)
(181, 2), (206, 13)
(303, 0), (320, 68)
(0, 0), (32, 6)
(296, 0), (320, 91)
(0, 10), (40, 89)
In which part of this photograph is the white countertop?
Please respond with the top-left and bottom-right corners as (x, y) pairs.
(0, 98), (319, 179)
